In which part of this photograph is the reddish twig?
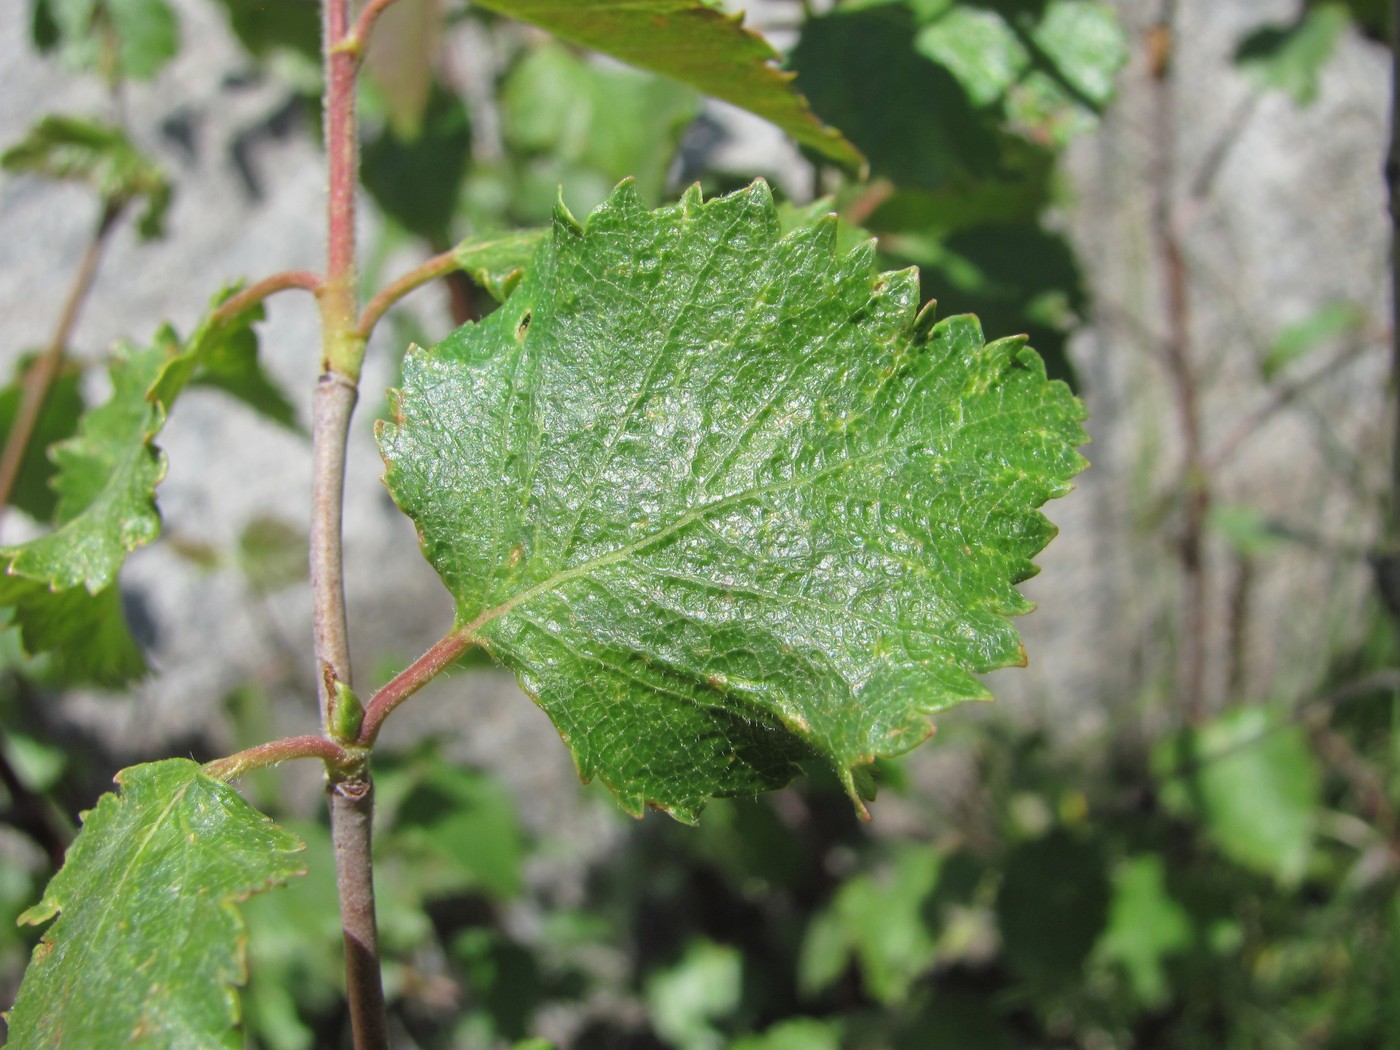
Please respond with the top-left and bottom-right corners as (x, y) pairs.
(356, 247), (460, 340)
(357, 627), (475, 747)
(208, 269), (322, 329)
(202, 734), (354, 781)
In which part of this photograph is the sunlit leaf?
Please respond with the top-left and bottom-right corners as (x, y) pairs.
(380, 181), (1086, 820)
(6, 760), (305, 1049)
(469, 0), (863, 170)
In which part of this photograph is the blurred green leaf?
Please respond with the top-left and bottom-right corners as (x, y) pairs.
(1208, 504), (1294, 557)
(1263, 300), (1366, 379)
(452, 228), (548, 303)
(6, 760), (305, 1049)
(240, 820), (344, 1050)
(0, 578), (147, 687)
(645, 939), (744, 1050)
(1159, 706), (1322, 885)
(791, 4), (998, 191)
(799, 846), (942, 1004)
(732, 1017), (842, 1050)
(996, 829), (1109, 985)
(472, 0), (862, 170)
(210, 0), (320, 60)
(452, 928), (544, 1041)
(1030, 1), (1127, 110)
(1236, 3), (1350, 107)
(0, 354), (85, 524)
(362, 83), (472, 242)
(32, 0), (179, 82)
(363, 0), (443, 139)
(894, 991), (1018, 1050)
(498, 43), (700, 222)
(236, 515), (308, 595)
(376, 745), (528, 900)
(915, 7), (1028, 107)
(1094, 853), (1192, 1006)
(2, 114), (171, 237)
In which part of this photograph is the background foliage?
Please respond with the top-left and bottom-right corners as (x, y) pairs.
(1, 1), (1397, 1048)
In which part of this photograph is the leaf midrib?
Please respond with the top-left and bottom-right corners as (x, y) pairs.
(461, 443), (895, 641)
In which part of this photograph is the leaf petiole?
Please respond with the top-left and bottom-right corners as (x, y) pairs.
(203, 734), (360, 782)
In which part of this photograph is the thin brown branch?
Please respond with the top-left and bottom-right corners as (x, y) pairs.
(0, 202), (120, 526)
(203, 734), (353, 781)
(1387, 0), (1400, 541)
(1150, 1), (1209, 723)
(356, 247), (460, 340)
(357, 627), (474, 746)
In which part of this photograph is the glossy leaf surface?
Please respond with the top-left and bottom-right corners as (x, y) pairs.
(380, 182), (1087, 820)
(468, 0), (863, 171)
(6, 759), (305, 1048)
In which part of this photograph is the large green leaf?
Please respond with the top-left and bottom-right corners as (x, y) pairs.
(468, 0), (863, 171)
(2, 115), (171, 238)
(5, 759), (305, 1049)
(379, 181), (1087, 820)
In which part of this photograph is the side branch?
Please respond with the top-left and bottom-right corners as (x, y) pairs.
(357, 248), (460, 341)
(203, 735), (354, 781)
(209, 270), (322, 329)
(357, 628), (475, 746)
(350, 0), (409, 52)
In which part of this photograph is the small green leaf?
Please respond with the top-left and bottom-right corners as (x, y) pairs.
(731, 1018), (843, 1050)
(380, 181), (1087, 820)
(363, 0), (443, 139)
(6, 759), (306, 1049)
(498, 42), (701, 222)
(797, 845), (942, 1003)
(1263, 300), (1366, 379)
(143, 285), (301, 442)
(1236, 3), (1350, 107)
(1, 340), (169, 594)
(0, 577), (147, 686)
(469, 0), (863, 171)
(1030, 1), (1127, 111)
(915, 7), (1029, 108)
(452, 228), (549, 303)
(33, 0), (179, 82)
(2, 115), (171, 237)
(107, 0), (180, 80)
(1094, 854), (1192, 1007)
(1158, 706), (1322, 885)
(644, 939), (743, 1050)
(0, 354), (85, 524)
